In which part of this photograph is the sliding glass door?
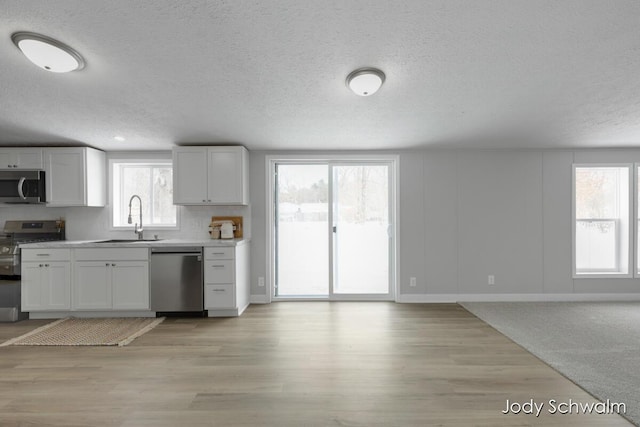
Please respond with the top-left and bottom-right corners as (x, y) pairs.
(273, 160), (394, 300)
(275, 164), (329, 297)
(331, 164), (390, 296)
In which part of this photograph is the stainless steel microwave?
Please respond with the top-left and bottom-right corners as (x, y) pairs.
(0, 170), (46, 203)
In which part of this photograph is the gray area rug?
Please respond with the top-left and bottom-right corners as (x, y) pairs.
(460, 302), (640, 426)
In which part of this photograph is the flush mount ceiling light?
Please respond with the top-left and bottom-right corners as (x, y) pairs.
(346, 67), (385, 96)
(11, 32), (85, 73)
(114, 136), (126, 142)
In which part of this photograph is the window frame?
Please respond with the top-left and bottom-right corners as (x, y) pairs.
(572, 163), (633, 279)
(108, 156), (180, 231)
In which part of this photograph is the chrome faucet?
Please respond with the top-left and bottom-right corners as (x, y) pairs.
(127, 195), (143, 240)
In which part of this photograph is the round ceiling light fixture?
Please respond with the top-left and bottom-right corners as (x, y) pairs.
(11, 32), (85, 73)
(346, 67), (385, 96)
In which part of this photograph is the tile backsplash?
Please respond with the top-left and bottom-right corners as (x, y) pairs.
(0, 204), (251, 241)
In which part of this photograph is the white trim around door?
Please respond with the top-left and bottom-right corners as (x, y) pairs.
(265, 154), (400, 303)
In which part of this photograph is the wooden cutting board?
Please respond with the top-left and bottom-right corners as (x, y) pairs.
(211, 216), (243, 238)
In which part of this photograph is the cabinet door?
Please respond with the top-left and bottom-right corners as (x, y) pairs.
(45, 262), (72, 310)
(21, 262), (45, 310)
(15, 149), (44, 169)
(22, 262), (71, 311)
(74, 262), (111, 310)
(0, 151), (13, 169)
(207, 147), (246, 204)
(173, 147), (208, 204)
(44, 148), (86, 206)
(112, 261), (149, 310)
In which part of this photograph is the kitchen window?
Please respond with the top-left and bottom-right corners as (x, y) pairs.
(573, 164), (631, 277)
(111, 159), (178, 229)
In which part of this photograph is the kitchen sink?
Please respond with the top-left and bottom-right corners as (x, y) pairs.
(96, 239), (163, 243)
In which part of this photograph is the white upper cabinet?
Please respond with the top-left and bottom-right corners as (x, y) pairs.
(172, 147), (209, 204)
(173, 146), (249, 205)
(207, 147), (249, 204)
(44, 147), (106, 207)
(0, 148), (43, 169)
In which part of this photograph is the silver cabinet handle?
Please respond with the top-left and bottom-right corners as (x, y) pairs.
(212, 289), (226, 292)
(112, 263), (116, 266)
(39, 264), (43, 267)
(211, 265), (225, 268)
(106, 263), (110, 266)
(44, 264), (49, 267)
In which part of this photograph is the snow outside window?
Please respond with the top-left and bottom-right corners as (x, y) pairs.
(574, 165), (630, 276)
(112, 161), (177, 228)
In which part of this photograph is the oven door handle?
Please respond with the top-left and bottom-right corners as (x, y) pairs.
(17, 177), (26, 200)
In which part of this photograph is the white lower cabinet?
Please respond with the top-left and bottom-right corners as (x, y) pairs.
(22, 244), (247, 317)
(73, 261), (149, 310)
(73, 249), (149, 311)
(112, 261), (150, 310)
(204, 284), (234, 309)
(204, 245), (249, 316)
(21, 261), (71, 311)
(74, 262), (111, 309)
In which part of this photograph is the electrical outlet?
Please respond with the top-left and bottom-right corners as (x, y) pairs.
(488, 275), (495, 285)
(409, 277), (417, 287)
(258, 277), (265, 287)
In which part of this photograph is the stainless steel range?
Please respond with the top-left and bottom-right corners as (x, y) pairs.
(0, 220), (65, 277)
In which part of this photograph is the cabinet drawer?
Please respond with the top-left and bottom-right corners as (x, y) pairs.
(204, 284), (234, 309)
(204, 260), (234, 283)
(204, 247), (234, 260)
(74, 248), (149, 261)
(22, 249), (71, 262)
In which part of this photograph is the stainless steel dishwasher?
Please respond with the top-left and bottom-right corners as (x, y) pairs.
(150, 247), (203, 312)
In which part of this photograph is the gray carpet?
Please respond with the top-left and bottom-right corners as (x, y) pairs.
(460, 301), (640, 426)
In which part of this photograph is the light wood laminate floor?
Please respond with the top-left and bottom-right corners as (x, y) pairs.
(0, 303), (632, 426)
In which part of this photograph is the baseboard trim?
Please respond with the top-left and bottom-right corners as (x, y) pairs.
(207, 308), (239, 317)
(397, 293), (640, 303)
(237, 302), (250, 316)
(250, 294), (270, 304)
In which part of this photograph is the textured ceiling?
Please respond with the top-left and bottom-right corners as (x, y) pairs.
(1, 0), (640, 151)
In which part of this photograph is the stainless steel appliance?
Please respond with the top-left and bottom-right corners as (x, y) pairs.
(0, 220), (65, 322)
(0, 170), (46, 204)
(0, 279), (24, 322)
(0, 220), (65, 276)
(150, 247), (204, 313)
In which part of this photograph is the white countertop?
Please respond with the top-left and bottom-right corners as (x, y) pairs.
(19, 238), (249, 249)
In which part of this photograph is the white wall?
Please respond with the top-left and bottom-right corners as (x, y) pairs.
(0, 204), (250, 241)
(249, 148), (640, 301)
(4, 148), (638, 301)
